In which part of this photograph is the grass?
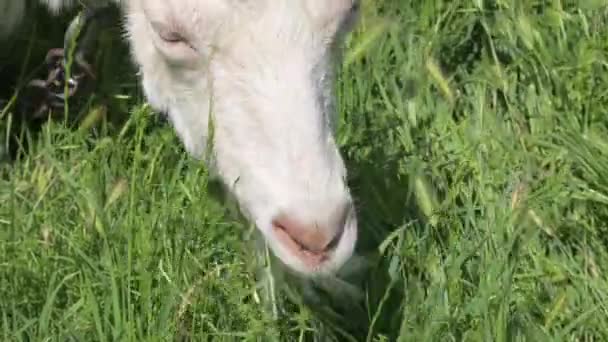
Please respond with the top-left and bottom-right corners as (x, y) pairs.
(2, 0), (608, 340)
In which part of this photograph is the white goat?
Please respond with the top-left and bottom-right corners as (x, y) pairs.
(2, 0), (360, 277)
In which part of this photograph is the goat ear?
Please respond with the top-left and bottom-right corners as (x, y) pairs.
(307, 0), (359, 33)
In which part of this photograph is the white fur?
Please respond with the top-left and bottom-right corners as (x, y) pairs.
(1, 0), (360, 277)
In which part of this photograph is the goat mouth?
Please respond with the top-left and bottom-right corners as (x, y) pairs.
(272, 226), (331, 269)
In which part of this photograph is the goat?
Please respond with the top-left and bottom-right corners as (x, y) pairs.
(1, 0), (360, 278)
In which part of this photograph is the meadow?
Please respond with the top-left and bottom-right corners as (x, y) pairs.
(2, 1), (608, 341)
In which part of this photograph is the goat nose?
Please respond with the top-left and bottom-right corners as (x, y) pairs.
(271, 203), (351, 254)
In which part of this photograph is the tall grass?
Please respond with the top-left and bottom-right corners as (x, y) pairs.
(2, 1), (608, 340)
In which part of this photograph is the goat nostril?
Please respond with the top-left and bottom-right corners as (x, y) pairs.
(324, 226), (343, 251)
(322, 206), (350, 251)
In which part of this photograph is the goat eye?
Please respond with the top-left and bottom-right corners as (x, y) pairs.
(158, 29), (187, 44)
(149, 21), (199, 65)
(149, 20), (193, 47)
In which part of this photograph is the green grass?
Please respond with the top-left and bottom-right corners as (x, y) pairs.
(2, 0), (608, 340)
